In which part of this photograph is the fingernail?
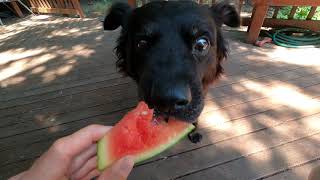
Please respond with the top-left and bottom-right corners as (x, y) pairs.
(119, 156), (134, 172)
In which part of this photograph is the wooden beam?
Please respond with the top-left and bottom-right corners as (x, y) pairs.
(10, 1), (24, 18)
(272, 6), (280, 19)
(268, 0), (320, 7)
(246, 4), (269, 43)
(71, 0), (84, 18)
(242, 17), (320, 32)
(288, 6), (297, 19)
(307, 6), (317, 20)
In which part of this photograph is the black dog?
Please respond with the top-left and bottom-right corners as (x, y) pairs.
(103, 1), (240, 143)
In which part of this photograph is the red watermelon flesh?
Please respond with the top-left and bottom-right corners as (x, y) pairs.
(97, 101), (195, 171)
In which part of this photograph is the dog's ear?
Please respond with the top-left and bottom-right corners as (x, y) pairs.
(103, 3), (132, 30)
(210, 2), (240, 27)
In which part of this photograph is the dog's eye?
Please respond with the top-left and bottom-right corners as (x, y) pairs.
(193, 37), (210, 55)
(137, 39), (148, 49)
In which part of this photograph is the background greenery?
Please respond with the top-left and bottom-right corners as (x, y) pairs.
(277, 6), (320, 20)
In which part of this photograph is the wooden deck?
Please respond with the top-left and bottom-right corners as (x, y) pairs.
(1, 16), (320, 180)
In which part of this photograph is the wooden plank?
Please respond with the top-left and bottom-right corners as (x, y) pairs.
(0, 106), (133, 159)
(307, 6), (318, 20)
(272, 6), (280, 18)
(0, 70), (120, 102)
(177, 133), (320, 180)
(65, 0), (72, 8)
(210, 70), (320, 100)
(0, 63), (243, 111)
(289, 6), (298, 19)
(242, 17), (320, 32)
(268, 0), (320, 7)
(46, 0), (54, 8)
(39, 0), (48, 8)
(0, 60), (119, 96)
(0, 75), (129, 109)
(0, 82), (137, 127)
(2, 94), (320, 175)
(2, 70), (320, 139)
(71, 0), (85, 18)
(1, 77), (318, 176)
(1, 69), (119, 99)
(2, 41), (298, 104)
(1, 54), (290, 108)
(0, 108), (135, 179)
(217, 64), (303, 88)
(34, 0), (44, 8)
(28, 0), (36, 8)
(246, 4), (269, 43)
(2, 67), (318, 132)
(45, 0), (53, 8)
(51, 0), (59, 8)
(2, 83), (319, 165)
(265, 159), (320, 180)
(133, 89), (320, 167)
(0, 78), (130, 119)
(34, 0), (41, 8)
(0, 85), (137, 138)
(58, 0), (65, 8)
(55, 0), (64, 8)
(0, 159), (33, 179)
(32, 7), (78, 15)
(10, 1), (24, 18)
(0, 107), (136, 165)
(129, 114), (320, 179)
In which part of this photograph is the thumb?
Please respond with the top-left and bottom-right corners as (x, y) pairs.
(98, 156), (134, 180)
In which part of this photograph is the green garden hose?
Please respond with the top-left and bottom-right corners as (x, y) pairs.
(264, 28), (320, 48)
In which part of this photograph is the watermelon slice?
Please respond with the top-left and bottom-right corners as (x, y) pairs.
(97, 101), (194, 171)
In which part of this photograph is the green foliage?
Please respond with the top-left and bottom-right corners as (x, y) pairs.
(276, 6), (291, 19)
(313, 7), (320, 20)
(277, 6), (320, 20)
(294, 6), (311, 19)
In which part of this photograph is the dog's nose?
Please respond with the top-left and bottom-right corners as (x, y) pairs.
(152, 84), (191, 111)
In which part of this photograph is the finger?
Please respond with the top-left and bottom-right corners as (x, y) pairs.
(79, 169), (100, 180)
(8, 171), (26, 180)
(60, 125), (111, 158)
(70, 144), (96, 174)
(98, 156), (134, 180)
(71, 156), (97, 180)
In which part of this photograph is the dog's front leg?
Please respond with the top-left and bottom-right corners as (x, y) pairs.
(188, 122), (202, 143)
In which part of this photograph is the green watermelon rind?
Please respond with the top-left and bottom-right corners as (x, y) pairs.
(97, 124), (194, 171)
(97, 135), (109, 171)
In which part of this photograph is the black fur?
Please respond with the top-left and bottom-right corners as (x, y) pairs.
(104, 1), (240, 141)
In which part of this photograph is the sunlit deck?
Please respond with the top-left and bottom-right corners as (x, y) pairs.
(1, 16), (320, 180)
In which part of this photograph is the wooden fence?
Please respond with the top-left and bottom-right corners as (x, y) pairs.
(28, 0), (84, 18)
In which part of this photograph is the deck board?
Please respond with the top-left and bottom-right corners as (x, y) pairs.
(1, 16), (320, 180)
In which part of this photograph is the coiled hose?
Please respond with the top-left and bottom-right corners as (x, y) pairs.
(264, 28), (320, 48)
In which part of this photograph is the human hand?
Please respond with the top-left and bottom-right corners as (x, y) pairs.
(9, 125), (134, 180)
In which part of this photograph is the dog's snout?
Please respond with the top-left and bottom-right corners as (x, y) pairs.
(173, 87), (191, 107)
(151, 84), (191, 111)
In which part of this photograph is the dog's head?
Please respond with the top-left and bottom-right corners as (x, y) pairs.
(104, 1), (240, 122)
